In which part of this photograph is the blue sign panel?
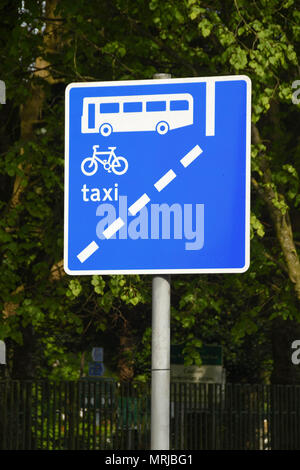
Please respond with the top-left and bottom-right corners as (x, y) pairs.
(88, 362), (104, 377)
(64, 76), (251, 274)
(92, 347), (103, 362)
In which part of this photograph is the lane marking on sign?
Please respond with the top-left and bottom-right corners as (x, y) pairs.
(154, 169), (176, 192)
(76, 144), (203, 263)
(103, 217), (125, 239)
(205, 80), (215, 136)
(77, 240), (99, 263)
(128, 193), (151, 216)
(180, 145), (203, 168)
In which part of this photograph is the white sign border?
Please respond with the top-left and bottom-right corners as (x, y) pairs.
(64, 75), (251, 275)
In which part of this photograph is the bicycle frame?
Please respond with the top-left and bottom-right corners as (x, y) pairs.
(81, 145), (128, 176)
(92, 147), (116, 166)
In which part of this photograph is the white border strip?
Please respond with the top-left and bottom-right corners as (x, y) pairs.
(103, 217), (125, 239)
(64, 267), (250, 275)
(154, 170), (176, 192)
(128, 193), (150, 216)
(65, 74), (251, 90)
(64, 75), (251, 275)
(77, 241), (99, 263)
(64, 83), (70, 271)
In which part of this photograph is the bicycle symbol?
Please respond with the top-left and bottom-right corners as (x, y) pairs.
(81, 145), (128, 176)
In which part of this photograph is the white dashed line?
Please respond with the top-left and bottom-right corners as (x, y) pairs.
(77, 144), (203, 263)
(77, 240), (99, 263)
(103, 217), (125, 239)
(154, 169), (177, 192)
(180, 145), (203, 168)
(128, 193), (150, 216)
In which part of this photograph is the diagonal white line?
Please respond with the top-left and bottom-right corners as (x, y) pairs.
(154, 169), (176, 192)
(180, 145), (203, 168)
(103, 217), (125, 239)
(128, 193), (150, 216)
(77, 241), (99, 263)
(77, 144), (204, 264)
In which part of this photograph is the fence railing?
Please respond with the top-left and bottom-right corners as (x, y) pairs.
(1, 380), (300, 450)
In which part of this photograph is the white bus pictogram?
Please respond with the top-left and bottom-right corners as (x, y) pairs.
(81, 93), (193, 136)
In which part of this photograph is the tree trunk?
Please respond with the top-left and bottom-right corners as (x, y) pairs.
(11, 326), (36, 379)
(118, 333), (135, 382)
(252, 124), (300, 383)
(4, 0), (63, 318)
(4, 0), (63, 378)
(252, 124), (300, 302)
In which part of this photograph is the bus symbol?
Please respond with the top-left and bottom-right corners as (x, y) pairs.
(81, 93), (193, 136)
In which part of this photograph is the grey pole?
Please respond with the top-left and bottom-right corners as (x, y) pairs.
(151, 72), (172, 450)
(151, 274), (171, 450)
(0, 80), (5, 105)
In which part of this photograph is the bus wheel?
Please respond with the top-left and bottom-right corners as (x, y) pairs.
(156, 121), (169, 135)
(100, 123), (112, 137)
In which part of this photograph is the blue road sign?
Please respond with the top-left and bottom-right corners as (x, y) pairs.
(64, 76), (251, 275)
(88, 362), (104, 377)
(92, 347), (104, 362)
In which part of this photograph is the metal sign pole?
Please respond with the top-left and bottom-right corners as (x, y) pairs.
(151, 274), (171, 450)
(150, 73), (172, 451)
(0, 80), (5, 105)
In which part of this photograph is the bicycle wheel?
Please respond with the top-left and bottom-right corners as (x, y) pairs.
(111, 156), (128, 175)
(81, 157), (98, 176)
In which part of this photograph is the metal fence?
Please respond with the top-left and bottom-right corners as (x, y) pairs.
(1, 380), (300, 450)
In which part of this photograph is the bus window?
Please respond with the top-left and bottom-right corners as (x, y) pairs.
(123, 102), (143, 113)
(170, 100), (189, 111)
(100, 103), (119, 113)
(146, 101), (166, 112)
(88, 103), (95, 128)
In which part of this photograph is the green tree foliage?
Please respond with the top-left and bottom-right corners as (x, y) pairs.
(0, 0), (299, 383)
